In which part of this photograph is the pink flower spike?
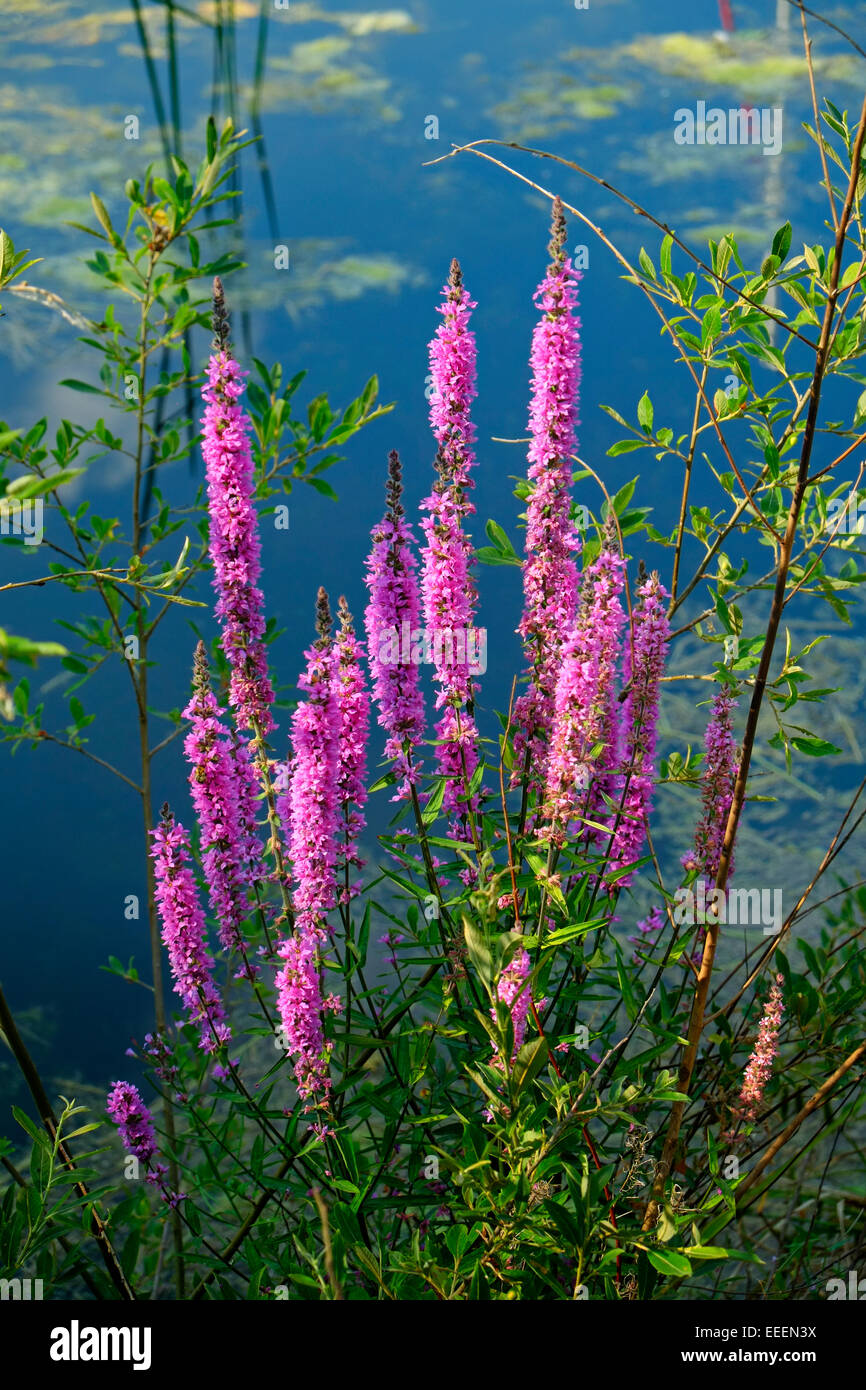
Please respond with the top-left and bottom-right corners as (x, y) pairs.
(683, 686), (739, 883)
(729, 975), (785, 1133)
(106, 1081), (159, 1167)
(275, 588), (341, 1110)
(605, 568), (669, 888)
(420, 260), (481, 832)
(151, 805), (231, 1055)
(202, 279), (274, 734)
(333, 597), (370, 902)
(513, 199), (583, 791)
(545, 526), (625, 843)
(364, 451), (426, 799)
(182, 641), (253, 964)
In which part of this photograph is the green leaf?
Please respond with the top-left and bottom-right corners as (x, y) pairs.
(840, 260), (862, 291)
(463, 919), (494, 985)
(485, 518), (515, 555)
(607, 439), (646, 456)
(637, 392), (653, 432)
(790, 736), (842, 757)
(702, 306), (722, 349)
(476, 546), (522, 567)
(512, 1035), (549, 1091)
(660, 234), (673, 281)
(306, 478), (338, 501)
(90, 193), (119, 246)
(647, 1248), (692, 1278)
(58, 379), (103, 395)
(6, 468), (85, 500)
(638, 248), (655, 280)
(12, 1106), (49, 1149)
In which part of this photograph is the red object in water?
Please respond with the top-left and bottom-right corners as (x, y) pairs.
(718, 0), (735, 31)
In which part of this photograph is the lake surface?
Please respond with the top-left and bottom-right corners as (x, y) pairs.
(1, 0), (864, 1109)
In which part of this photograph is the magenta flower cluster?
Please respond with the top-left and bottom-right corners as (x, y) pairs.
(151, 807), (231, 1056)
(514, 199), (583, 788)
(683, 686), (739, 883)
(492, 947), (532, 1063)
(605, 570), (670, 886)
(419, 260), (480, 827)
(728, 975), (785, 1133)
(364, 450), (426, 800)
(275, 596), (340, 1101)
(545, 536), (626, 842)
(334, 597), (370, 900)
(201, 281), (274, 734)
(101, 208), (714, 1149)
(106, 1081), (158, 1167)
(182, 642), (253, 967)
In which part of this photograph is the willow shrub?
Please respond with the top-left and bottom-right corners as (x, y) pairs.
(2, 89), (866, 1302)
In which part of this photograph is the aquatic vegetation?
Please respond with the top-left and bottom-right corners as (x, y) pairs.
(615, 31), (861, 94)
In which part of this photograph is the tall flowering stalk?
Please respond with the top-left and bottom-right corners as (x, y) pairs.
(230, 726), (264, 885)
(333, 596), (369, 902)
(151, 806), (231, 1056)
(364, 450), (425, 799)
(106, 1082), (160, 1171)
(182, 641), (252, 967)
(202, 278), (274, 734)
(491, 947), (532, 1065)
(606, 568), (669, 887)
(419, 259), (480, 828)
(276, 589), (341, 1111)
(544, 530), (625, 843)
(683, 686), (739, 883)
(106, 1082), (178, 1200)
(726, 975), (785, 1136)
(513, 198), (583, 789)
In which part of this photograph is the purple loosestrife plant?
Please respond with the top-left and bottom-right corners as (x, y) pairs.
(274, 756), (292, 854)
(276, 588), (341, 1113)
(230, 726), (265, 885)
(513, 198), (583, 790)
(605, 568), (669, 887)
(544, 531), (626, 844)
(364, 450), (426, 800)
(683, 686), (739, 883)
(333, 597), (370, 903)
(492, 947), (532, 1065)
(106, 1081), (159, 1169)
(151, 805), (231, 1057)
(428, 257), (478, 497)
(202, 278), (274, 734)
(182, 641), (254, 970)
(420, 260), (480, 830)
(485, 943), (535, 1120)
(726, 975), (785, 1138)
(106, 1082), (179, 1201)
